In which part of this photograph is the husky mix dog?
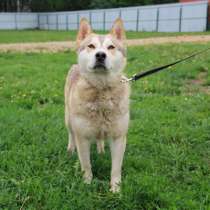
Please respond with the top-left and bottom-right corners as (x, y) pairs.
(64, 18), (130, 193)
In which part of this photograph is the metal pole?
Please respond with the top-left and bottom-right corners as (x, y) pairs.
(156, 8), (159, 32)
(89, 11), (92, 26)
(15, 13), (18, 30)
(136, 9), (140, 32)
(66, 14), (69, 31)
(56, 14), (59, 30)
(206, 3), (210, 30)
(179, 6), (182, 32)
(77, 12), (79, 29)
(103, 10), (106, 31)
(37, 13), (40, 29)
(46, 14), (49, 30)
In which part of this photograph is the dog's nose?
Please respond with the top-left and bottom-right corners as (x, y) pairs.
(95, 52), (106, 62)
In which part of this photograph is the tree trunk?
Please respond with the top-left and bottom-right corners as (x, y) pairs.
(17, 0), (20, 12)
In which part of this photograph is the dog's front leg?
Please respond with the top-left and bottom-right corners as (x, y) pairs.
(75, 136), (92, 184)
(110, 136), (126, 193)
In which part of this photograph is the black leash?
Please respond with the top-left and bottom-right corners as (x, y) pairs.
(122, 46), (210, 83)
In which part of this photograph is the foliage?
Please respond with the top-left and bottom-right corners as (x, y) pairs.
(30, 0), (92, 12)
(89, 0), (177, 9)
(0, 0), (178, 12)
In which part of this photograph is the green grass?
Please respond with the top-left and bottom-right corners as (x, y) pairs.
(0, 30), (210, 43)
(0, 43), (210, 209)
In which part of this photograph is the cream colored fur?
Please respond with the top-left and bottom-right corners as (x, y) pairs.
(64, 18), (130, 192)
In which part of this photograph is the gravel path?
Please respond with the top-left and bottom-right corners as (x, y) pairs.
(0, 35), (210, 53)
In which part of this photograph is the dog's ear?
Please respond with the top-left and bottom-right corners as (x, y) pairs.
(110, 18), (126, 41)
(76, 18), (92, 46)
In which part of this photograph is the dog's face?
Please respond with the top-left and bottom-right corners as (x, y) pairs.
(76, 18), (127, 77)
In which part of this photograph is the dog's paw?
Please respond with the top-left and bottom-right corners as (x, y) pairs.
(110, 183), (120, 193)
(83, 172), (93, 184)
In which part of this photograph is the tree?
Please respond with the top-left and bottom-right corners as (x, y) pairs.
(0, 0), (178, 12)
(89, 0), (177, 9)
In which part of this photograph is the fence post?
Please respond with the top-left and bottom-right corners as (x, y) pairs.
(37, 13), (40, 29)
(136, 8), (140, 32)
(15, 13), (18, 30)
(103, 10), (106, 31)
(206, 3), (210, 30)
(66, 14), (69, 31)
(179, 6), (183, 32)
(119, 9), (122, 18)
(56, 14), (59, 30)
(77, 12), (79, 29)
(89, 11), (92, 27)
(156, 8), (159, 32)
(46, 14), (49, 30)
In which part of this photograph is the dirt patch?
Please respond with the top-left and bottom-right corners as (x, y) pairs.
(0, 41), (75, 53)
(185, 72), (210, 95)
(191, 72), (207, 85)
(126, 35), (210, 46)
(0, 35), (210, 53)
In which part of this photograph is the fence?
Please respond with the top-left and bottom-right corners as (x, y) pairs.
(0, 13), (38, 29)
(0, 1), (209, 32)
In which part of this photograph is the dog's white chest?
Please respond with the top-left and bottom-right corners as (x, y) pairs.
(69, 77), (129, 139)
(86, 98), (116, 121)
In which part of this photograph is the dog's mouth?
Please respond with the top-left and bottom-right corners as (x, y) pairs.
(93, 62), (107, 71)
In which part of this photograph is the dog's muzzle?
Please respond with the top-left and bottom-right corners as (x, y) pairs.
(94, 52), (107, 70)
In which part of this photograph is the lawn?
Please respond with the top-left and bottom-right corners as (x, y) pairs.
(0, 43), (210, 209)
(0, 30), (210, 43)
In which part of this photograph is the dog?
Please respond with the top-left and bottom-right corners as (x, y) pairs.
(64, 17), (130, 193)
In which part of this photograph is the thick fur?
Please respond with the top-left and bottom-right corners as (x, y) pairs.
(64, 18), (130, 192)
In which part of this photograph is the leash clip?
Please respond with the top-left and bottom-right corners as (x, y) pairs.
(121, 75), (136, 83)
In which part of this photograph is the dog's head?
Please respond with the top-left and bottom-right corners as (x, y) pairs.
(76, 18), (127, 77)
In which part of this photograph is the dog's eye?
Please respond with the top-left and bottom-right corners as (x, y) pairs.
(88, 44), (95, 49)
(108, 45), (115, 50)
